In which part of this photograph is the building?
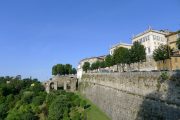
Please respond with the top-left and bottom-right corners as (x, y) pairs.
(77, 56), (106, 79)
(157, 31), (180, 70)
(132, 27), (170, 56)
(109, 43), (132, 55)
(130, 27), (172, 71)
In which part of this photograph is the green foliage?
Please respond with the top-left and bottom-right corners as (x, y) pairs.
(52, 64), (76, 75)
(131, 41), (146, 63)
(176, 38), (180, 50)
(0, 77), (45, 120)
(157, 72), (169, 91)
(90, 62), (97, 70)
(88, 42), (146, 72)
(32, 95), (45, 106)
(72, 68), (77, 74)
(90, 60), (103, 70)
(153, 45), (171, 62)
(83, 62), (90, 73)
(105, 55), (113, 67)
(0, 77), (89, 120)
(48, 95), (69, 120)
(159, 72), (169, 81)
(52, 65), (57, 75)
(0, 103), (8, 119)
(113, 47), (131, 71)
(99, 61), (106, 68)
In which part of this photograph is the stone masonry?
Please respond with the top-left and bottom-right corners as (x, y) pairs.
(79, 72), (180, 120)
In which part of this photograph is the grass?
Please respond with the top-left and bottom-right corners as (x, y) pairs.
(76, 92), (111, 120)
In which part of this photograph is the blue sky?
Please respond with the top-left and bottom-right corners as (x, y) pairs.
(0, 0), (179, 81)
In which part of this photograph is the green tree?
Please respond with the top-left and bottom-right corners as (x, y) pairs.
(52, 65), (57, 75)
(176, 38), (180, 50)
(0, 103), (8, 119)
(48, 96), (69, 120)
(32, 96), (45, 106)
(105, 55), (113, 67)
(99, 61), (106, 68)
(56, 64), (65, 75)
(90, 62), (96, 70)
(72, 68), (77, 74)
(131, 41), (146, 70)
(95, 61), (100, 70)
(65, 64), (72, 74)
(153, 45), (172, 70)
(82, 62), (90, 73)
(113, 47), (130, 72)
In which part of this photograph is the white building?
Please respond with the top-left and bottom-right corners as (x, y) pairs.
(109, 43), (132, 55)
(132, 28), (170, 56)
(77, 56), (105, 80)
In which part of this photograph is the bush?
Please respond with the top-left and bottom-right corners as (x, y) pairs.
(48, 95), (69, 120)
(159, 72), (169, 82)
(32, 96), (44, 106)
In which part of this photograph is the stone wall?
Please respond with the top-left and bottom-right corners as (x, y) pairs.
(79, 72), (180, 120)
(45, 75), (77, 93)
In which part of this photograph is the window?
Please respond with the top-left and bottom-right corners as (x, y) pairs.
(147, 35), (150, 40)
(157, 36), (159, 40)
(143, 38), (145, 42)
(148, 47), (151, 53)
(140, 38), (142, 43)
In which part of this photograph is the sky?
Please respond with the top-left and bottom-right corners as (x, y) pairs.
(0, 0), (179, 81)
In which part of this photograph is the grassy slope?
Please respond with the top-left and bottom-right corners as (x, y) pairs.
(77, 92), (111, 120)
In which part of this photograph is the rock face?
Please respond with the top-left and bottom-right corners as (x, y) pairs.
(79, 72), (180, 120)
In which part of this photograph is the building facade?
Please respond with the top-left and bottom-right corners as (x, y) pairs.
(109, 43), (132, 55)
(157, 31), (180, 70)
(77, 56), (105, 79)
(132, 28), (169, 56)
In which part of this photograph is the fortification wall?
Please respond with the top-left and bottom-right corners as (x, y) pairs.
(79, 72), (180, 120)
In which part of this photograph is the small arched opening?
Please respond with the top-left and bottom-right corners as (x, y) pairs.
(50, 82), (55, 90)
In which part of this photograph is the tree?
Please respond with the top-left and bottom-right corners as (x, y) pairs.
(82, 62), (90, 73)
(176, 38), (180, 50)
(105, 55), (113, 67)
(153, 45), (172, 70)
(52, 65), (57, 75)
(56, 64), (65, 75)
(90, 62), (96, 70)
(48, 96), (69, 120)
(64, 64), (72, 75)
(99, 61), (106, 68)
(72, 68), (77, 75)
(52, 64), (75, 75)
(131, 41), (146, 70)
(95, 61), (100, 70)
(113, 47), (130, 72)
(125, 49), (133, 71)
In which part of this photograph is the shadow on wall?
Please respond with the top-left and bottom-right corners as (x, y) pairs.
(136, 72), (180, 120)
